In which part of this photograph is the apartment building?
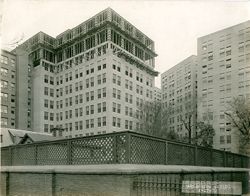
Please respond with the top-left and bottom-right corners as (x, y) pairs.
(197, 20), (250, 153)
(0, 50), (17, 129)
(154, 87), (162, 102)
(14, 8), (158, 138)
(161, 55), (197, 139)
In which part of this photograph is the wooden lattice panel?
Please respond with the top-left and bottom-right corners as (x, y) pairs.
(37, 143), (68, 165)
(12, 146), (36, 165)
(130, 135), (165, 164)
(196, 148), (211, 166)
(72, 136), (114, 164)
(226, 153), (234, 167)
(167, 143), (195, 165)
(212, 151), (224, 167)
(1, 148), (11, 166)
(116, 134), (127, 163)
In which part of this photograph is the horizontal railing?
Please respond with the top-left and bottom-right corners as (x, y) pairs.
(1, 131), (249, 168)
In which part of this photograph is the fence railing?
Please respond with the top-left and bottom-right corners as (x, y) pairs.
(1, 131), (249, 168)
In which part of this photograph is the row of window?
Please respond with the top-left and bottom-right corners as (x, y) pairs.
(45, 102), (141, 121)
(219, 135), (231, 144)
(52, 118), (133, 130)
(1, 117), (15, 127)
(0, 80), (15, 89)
(0, 55), (15, 66)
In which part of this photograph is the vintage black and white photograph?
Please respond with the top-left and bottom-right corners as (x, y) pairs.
(0, 0), (250, 195)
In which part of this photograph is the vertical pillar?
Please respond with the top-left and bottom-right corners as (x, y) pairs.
(51, 172), (56, 196)
(35, 145), (38, 165)
(113, 135), (117, 163)
(67, 140), (72, 165)
(194, 146), (198, 166)
(9, 147), (12, 166)
(210, 148), (213, 167)
(126, 132), (131, 164)
(223, 151), (226, 167)
(165, 141), (168, 165)
(6, 172), (10, 196)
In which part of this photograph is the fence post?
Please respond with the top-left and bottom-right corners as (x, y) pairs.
(194, 146), (197, 166)
(126, 132), (131, 164)
(165, 141), (168, 165)
(9, 147), (12, 166)
(6, 172), (9, 196)
(223, 151), (226, 167)
(51, 172), (56, 196)
(67, 140), (72, 165)
(35, 145), (38, 165)
(113, 135), (117, 163)
(241, 155), (244, 168)
(210, 148), (213, 167)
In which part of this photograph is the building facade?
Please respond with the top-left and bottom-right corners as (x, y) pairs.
(161, 55), (197, 139)
(197, 20), (250, 153)
(154, 87), (162, 102)
(0, 50), (17, 129)
(14, 8), (158, 138)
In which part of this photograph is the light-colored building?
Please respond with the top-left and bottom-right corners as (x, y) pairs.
(161, 55), (197, 139)
(14, 8), (158, 138)
(0, 50), (17, 129)
(154, 87), (162, 102)
(197, 20), (250, 153)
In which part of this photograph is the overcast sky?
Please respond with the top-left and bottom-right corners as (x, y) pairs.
(1, 0), (250, 87)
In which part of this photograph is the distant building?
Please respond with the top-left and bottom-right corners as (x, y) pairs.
(161, 55), (197, 139)
(13, 8), (158, 138)
(0, 128), (56, 147)
(197, 20), (250, 153)
(154, 87), (162, 102)
(0, 50), (17, 129)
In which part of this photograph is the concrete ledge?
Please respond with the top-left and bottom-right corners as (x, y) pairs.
(1, 164), (250, 174)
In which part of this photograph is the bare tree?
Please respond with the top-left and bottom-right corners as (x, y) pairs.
(224, 97), (250, 155)
(195, 122), (215, 148)
(180, 112), (195, 144)
(135, 101), (179, 140)
(135, 100), (161, 136)
(179, 94), (198, 144)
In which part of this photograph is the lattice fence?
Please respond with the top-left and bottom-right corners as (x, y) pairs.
(1, 131), (249, 168)
(12, 146), (36, 165)
(37, 142), (68, 165)
(130, 135), (165, 164)
(72, 135), (114, 164)
(167, 142), (195, 165)
(212, 150), (224, 167)
(196, 148), (211, 166)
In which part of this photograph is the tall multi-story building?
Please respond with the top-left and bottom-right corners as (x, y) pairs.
(197, 20), (250, 153)
(14, 8), (158, 138)
(0, 50), (17, 129)
(153, 87), (162, 102)
(161, 55), (197, 139)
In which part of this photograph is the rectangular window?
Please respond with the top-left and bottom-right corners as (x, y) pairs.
(102, 117), (106, 126)
(97, 103), (101, 113)
(103, 87), (106, 97)
(44, 99), (48, 108)
(227, 135), (231, 143)
(1, 105), (8, 113)
(90, 119), (94, 128)
(44, 87), (48, 95)
(102, 102), (106, 112)
(113, 117), (116, 126)
(220, 136), (225, 144)
(98, 117), (101, 127)
(44, 112), (48, 120)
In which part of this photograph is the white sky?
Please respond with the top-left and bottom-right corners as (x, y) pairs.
(1, 0), (250, 87)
